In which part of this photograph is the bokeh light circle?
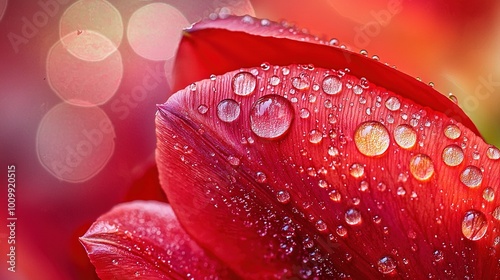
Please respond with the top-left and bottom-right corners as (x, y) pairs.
(60, 0), (123, 61)
(36, 103), (115, 183)
(46, 35), (123, 106)
(127, 3), (189, 61)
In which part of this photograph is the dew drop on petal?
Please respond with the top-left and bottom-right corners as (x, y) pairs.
(354, 121), (390, 157)
(486, 146), (500, 160)
(322, 75), (342, 95)
(329, 190), (342, 202)
(299, 108), (310, 119)
(276, 190), (291, 204)
(378, 256), (397, 274)
(250, 95), (294, 139)
(409, 154), (434, 181)
(336, 225), (347, 237)
(385, 97), (401, 111)
(460, 166), (483, 188)
(444, 124), (461, 140)
(441, 144), (464, 167)
(255, 171), (267, 183)
(345, 208), (362, 225)
(292, 75), (310, 90)
(483, 187), (495, 202)
(492, 207), (500, 220)
(349, 163), (365, 178)
(217, 99), (240, 123)
(309, 129), (323, 144)
(197, 104), (208, 114)
(462, 210), (488, 241)
(393, 124), (417, 149)
(232, 71), (256, 96)
(269, 75), (281, 86)
(227, 155), (240, 166)
(315, 219), (328, 232)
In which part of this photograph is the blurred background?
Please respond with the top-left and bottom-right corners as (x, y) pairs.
(0, 0), (498, 279)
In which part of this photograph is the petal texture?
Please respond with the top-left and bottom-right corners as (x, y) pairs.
(80, 201), (235, 279)
(157, 64), (500, 279)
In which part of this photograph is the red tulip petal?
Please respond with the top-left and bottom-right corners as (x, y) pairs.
(157, 63), (500, 278)
(173, 15), (480, 136)
(80, 201), (235, 279)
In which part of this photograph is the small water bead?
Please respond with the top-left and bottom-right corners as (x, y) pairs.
(282, 67), (290, 76)
(197, 104), (208, 114)
(360, 180), (369, 192)
(360, 49), (368, 56)
(433, 250), (444, 262)
(460, 166), (483, 188)
(189, 83), (197, 91)
(336, 225), (347, 237)
(217, 99), (240, 123)
(309, 129), (323, 144)
(299, 108), (310, 119)
(448, 93), (458, 104)
(385, 96), (401, 111)
(372, 55), (380, 61)
(276, 190), (291, 204)
(315, 219), (328, 232)
(378, 256), (397, 274)
(255, 171), (267, 183)
(292, 75), (310, 90)
(329, 190), (341, 202)
(493, 207), (500, 220)
(269, 75), (281, 86)
(250, 95), (294, 139)
(393, 125), (417, 149)
(487, 146), (500, 160)
(409, 154), (434, 181)
(444, 124), (461, 140)
(482, 187), (495, 202)
(349, 163), (365, 178)
(232, 71), (257, 96)
(345, 208), (362, 225)
(322, 75), (342, 95)
(354, 121), (390, 157)
(210, 74), (216, 81)
(227, 155), (240, 166)
(441, 145), (464, 167)
(397, 186), (406, 196)
(462, 210), (488, 241)
(260, 62), (270, 71)
(328, 146), (339, 157)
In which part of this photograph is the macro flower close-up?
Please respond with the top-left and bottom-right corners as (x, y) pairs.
(1, 1), (500, 279)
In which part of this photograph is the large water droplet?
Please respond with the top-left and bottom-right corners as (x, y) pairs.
(441, 145), (464, 167)
(462, 210), (488, 241)
(250, 95), (294, 139)
(377, 256), (397, 274)
(486, 146), (500, 160)
(345, 208), (362, 225)
(385, 97), (401, 111)
(217, 99), (240, 123)
(276, 190), (291, 204)
(460, 166), (483, 188)
(409, 154), (434, 181)
(354, 121), (390, 157)
(444, 124), (461, 140)
(322, 75), (342, 95)
(232, 71), (256, 96)
(393, 124), (416, 149)
(349, 163), (365, 178)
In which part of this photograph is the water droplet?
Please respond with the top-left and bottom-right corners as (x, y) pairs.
(260, 62), (270, 71)
(441, 145), (464, 167)
(349, 163), (365, 178)
(189, 83), (197, 91)
(227, 155), (240, 166)
(276, 190), (291, 204)
(433, 250), (444, 262)
(409, 154), (434, 181)
(329, 190), (341, 202)
(462, 210), (488, 241)
(217, 99), (240, 123)
(385, 97), (401, 111)
(428, 81), (435, 87)
(309, 129), (322, 144)
(360, 180), (369, 191)
(232, 71), (256, 96)
(292, 75), (310, 90)
(360, 49), (368, 56)
(493, 207), (500, 220)
(328, 146), (339, 157)
(444, 124), (461, 140)
(448, 93), (458, 104)
(487, 146), (500, 160)
(250, 95), (294, 139)
(322, 75), (342, 95)
(315, 219), (328, 232)
(269, 75), (281, 86)
(255, 171), (267, 183)
(377, 182), (387, 192)
(460, 166), (483, 188)
(397, 186), (406, 196)
(378, 256), (397, 274)
(299, 108), (310, 119)
(393, 124), (417, 149)
(282, 67), (290, 76)
(336, 225), (347, 237)
(112, 259), (118, 265)
(210, 74), (216, 81)
(354, 121), (390, 157)
(197, 104), (208, 114)
(345, 208), (362, 225)
(483, 187), (495, 202)
(372, 55), (380, 61)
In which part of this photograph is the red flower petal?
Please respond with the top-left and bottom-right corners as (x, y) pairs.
(157, 63), (500, 278)
(173, 15), (480, 136)
(80, 201), (235, 279)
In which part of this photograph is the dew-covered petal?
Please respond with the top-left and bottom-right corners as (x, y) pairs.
(157, 64), (500, 278)
(173, 15), (479, 135)
(80, 201), (235, 279)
